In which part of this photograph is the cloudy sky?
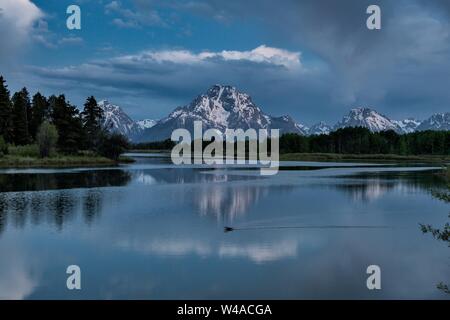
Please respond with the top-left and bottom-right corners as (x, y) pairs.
(0, 0), (449, 124)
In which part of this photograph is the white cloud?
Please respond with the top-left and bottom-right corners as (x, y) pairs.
(219, 45), (301, 68)
(58, 36), (84, 46)
(116, 45), (301, 69)
(105, 0), (165, 28)
(0, 0), (43, 61)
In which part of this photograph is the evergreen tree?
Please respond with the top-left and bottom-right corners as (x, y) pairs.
(50, 94), (84, 153)
(11, 87), (31, 145)
(81, 96), (104, 150)
(29, 92), (50, 140)
(0, 76), (13, 143)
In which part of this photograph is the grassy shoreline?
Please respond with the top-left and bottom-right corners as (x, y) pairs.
(129, 150), (450, 163)
(0, 155), (134, 168)
(1, 151), (448, 168)
(279, 153), (450, 163)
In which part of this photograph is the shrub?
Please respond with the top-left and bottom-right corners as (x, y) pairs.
(8, 144), (40, 157)
(99, 132), (129, 161)
(36, 121), (58, 158)
(0, 136), (7, 157)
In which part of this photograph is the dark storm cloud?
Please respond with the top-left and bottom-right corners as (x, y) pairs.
(27, 46), (334, 121)
(171, 0), (450, 120)
(23, 0), (450, 123)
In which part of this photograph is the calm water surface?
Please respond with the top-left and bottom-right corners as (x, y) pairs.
(0, 154), (449, 299)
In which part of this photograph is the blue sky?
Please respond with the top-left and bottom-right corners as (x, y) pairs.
(1, 0), (449, 125)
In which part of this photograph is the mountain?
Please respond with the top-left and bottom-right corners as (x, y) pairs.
(392, 118), (421, 134)
(308, 121), (331, 135)
(98, 94), (448, 142)
(98, 100), (142, 138)
(98, 100), (157, 139)
(138, 85), (308, 142)
(416, 113), (450, 131)
(136, 119), (157, 130)
(334, 107), (400, 133)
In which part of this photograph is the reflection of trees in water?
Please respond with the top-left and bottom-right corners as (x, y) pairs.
(0, 169), (132, 192)
(0, 170), (131, 234)
(332, 171), (447, 203)
(420, 187), (450, 294)
(83, 190), (102, 225)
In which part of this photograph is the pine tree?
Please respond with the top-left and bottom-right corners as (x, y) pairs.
(81, 96), (104, 150)
(0, 76), (13, 143)
(11, 87), (31, 145)
(29, 92), (50, 140)
(50, 94), (84, 153)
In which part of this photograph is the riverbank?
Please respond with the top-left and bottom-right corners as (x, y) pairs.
(0, 155), (134, 168)
(129, 150), (450, 164)
(279, 153), (450, 163)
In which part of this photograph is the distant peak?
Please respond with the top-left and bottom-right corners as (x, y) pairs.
(351, 107), (376, 113)
(206, 84), (238, 96)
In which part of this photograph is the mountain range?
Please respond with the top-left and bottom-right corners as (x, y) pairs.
(98, 85), (450, 142)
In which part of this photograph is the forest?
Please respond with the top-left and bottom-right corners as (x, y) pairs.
(134, 127), (450, 156)
(0, 75), (128, 162)
(279, 127), (450, 155)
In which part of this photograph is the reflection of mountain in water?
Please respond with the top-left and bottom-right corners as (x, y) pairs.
(133, 168), (263, 185)
(133, 168), (292, 221)
(195, 184), (270, 221)
(332, 170), (446, 202)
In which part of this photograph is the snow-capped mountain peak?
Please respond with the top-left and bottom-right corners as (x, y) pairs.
(138, 85), (308, 142)
(392, 118), (421, 134)
(309, 121), (331, 135)
(334, 107), (399, 132)
(98, 100), (143, 139)
(136, 119), (157, 130)
(416, 113), (450, 131)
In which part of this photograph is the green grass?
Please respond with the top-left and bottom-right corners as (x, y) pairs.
(279, 153), (450, 163)
(0, 144), (136, 168)
(0, 154), (118, 168)
(128, 149), (170, 153)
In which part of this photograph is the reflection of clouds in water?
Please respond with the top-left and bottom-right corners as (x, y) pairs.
(117, 239), (212, 257)
(0, 248), (37, 299)
(219, 241), (298, 263)
(115, 238), (298, 263)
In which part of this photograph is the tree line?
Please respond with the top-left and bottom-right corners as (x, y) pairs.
(0, 75), (128, 160)
(280, 127), (450, 155)
(134, 127), (450, 156)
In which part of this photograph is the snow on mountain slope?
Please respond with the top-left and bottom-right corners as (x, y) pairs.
(136, 119), (157, 130)
(392, 118), (421, 134)
(416, 113), (450, 131)
(98, 100), (142, 138)
(334, 107), (400, 133)
(308, 121), (331, 135)
(138, 85), (308, 142)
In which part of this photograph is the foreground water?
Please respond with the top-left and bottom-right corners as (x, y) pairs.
(0, 154), (449, 299)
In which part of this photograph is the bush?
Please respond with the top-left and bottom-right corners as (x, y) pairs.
(99, 132), (129, 161)
(36, 121), (58, 158)
(8, 144), (40, 157)
(0, 136), (7, 157)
